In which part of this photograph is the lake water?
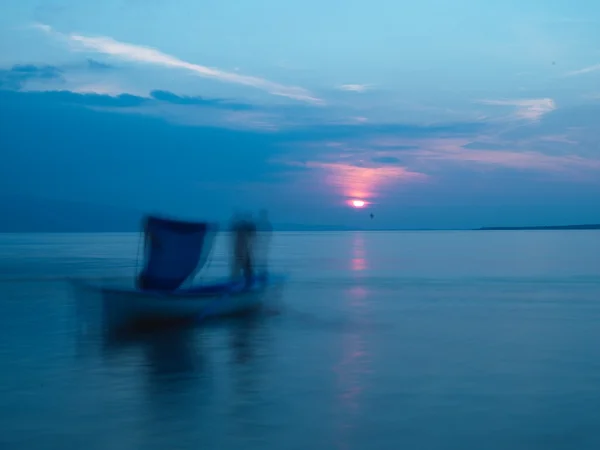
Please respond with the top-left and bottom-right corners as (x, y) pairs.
(1, 231), (600, 450)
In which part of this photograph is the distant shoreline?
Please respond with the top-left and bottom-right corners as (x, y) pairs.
(476, 224), (600, 231)
(2, 225), (600, 233)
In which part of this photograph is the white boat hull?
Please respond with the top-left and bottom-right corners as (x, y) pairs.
(73, 275), (286, 330)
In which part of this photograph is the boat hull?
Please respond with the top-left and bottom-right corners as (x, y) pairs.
(73, 274), (286, 330)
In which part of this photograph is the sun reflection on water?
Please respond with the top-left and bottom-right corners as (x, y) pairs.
(333, 233), (373, 449)
(350, 232), (367, 273)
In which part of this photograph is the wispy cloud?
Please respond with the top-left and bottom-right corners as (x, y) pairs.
(479, 98), (556, 120)
(68, 83), (129, 96)
(565, 64), (600, 77)
(406, 138), (599, 172)
(337, 84), (372, 93)
(33, 23), (323, 105)
(366, 134), (600, 176)
(32, 23), (53, 33)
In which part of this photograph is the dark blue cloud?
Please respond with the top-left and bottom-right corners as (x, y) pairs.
(149, 90), (254, 110)
(0, 60), (114, 90)
(0, 64), (63, 89)
(370, 152), (418, 165)
(280, 121), (485, 143)
(85, 59), (113, 71)
(0, 88), (287, 219)
(13, 89), (148, 107)
(9, 64), (62, 78)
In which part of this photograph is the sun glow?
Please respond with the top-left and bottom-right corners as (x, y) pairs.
(350, 199), (366, 208)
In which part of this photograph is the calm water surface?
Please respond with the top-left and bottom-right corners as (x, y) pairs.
(1, 231), (600, 450)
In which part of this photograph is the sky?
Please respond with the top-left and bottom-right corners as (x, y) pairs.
(1, 0), (600, 229)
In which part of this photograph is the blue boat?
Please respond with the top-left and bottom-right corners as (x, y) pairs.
(77, 215), (286, 329)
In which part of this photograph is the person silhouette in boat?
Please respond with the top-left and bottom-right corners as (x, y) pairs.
(228, 210), (242, 278)
(230, 212), (257, 287)
(255, 209), (272, 283)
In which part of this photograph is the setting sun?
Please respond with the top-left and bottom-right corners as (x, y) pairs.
(351, 199), (366, 208)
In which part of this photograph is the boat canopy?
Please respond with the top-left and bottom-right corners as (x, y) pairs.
(137, 215), (217, 291)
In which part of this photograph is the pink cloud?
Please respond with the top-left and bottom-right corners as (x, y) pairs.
(274, 125), (600, 205)
(479, 98), (556, 120)
(293, 134), (600, 185)
(412, 145), (598, 172)
(537, 135), (578, 145)
(363, 134), (600, 172)
(284, 160), (428, 200)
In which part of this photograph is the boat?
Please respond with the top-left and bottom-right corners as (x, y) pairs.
(73, 215), (286, 330)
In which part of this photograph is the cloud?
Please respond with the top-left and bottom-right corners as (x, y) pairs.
(67, 83), (130, 96)
(33, 23), (323, 105)
(114, 102), (282, 131)
(0, 59), (117, 93)
(370, 156), (402, 165)
(479, 98), (556, 121)
(405, 138), (600, 173)
(0, 64), (63, 89)
(0, 63), (321, 131)
(565, 64), (600, 77)
(85, 59), (113, 71)
(1, 75), (274, 132)
(16, 83), (280, 132)
(148, 90), (253, 110)
(278, 125), (600, 201)
(32, 23), (53, 33)
(282, 159), (427, 200)
(337, 84), (372, 93)
(366, 132), (600, 175)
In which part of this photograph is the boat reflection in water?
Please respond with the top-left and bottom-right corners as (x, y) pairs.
(73, 304), (276, 447)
